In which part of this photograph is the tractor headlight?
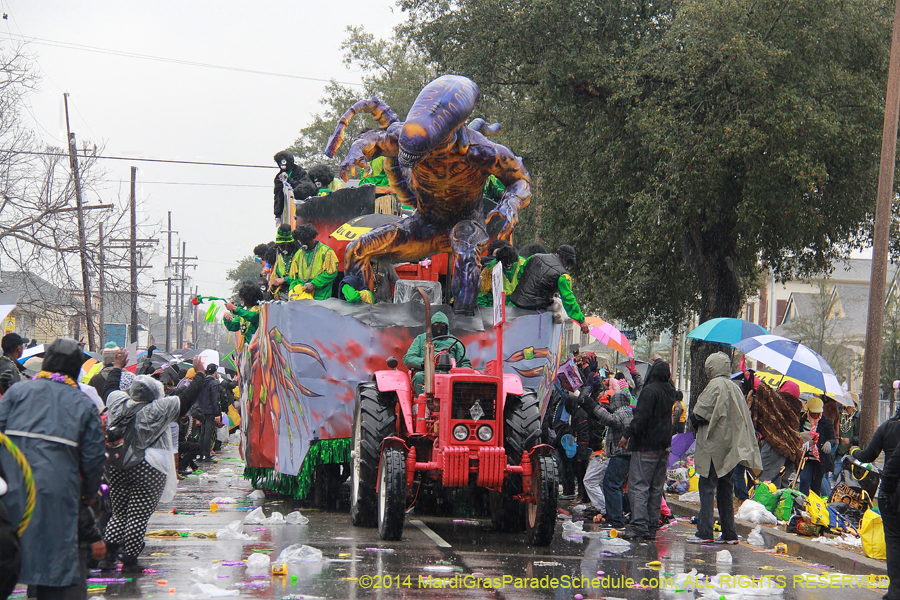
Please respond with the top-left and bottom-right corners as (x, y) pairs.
(453, 424), (469, 441)
(476, 425), (493, 442)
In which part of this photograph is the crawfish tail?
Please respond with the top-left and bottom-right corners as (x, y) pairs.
(468, 118), (502, 137)
(325, 97), (399, 158)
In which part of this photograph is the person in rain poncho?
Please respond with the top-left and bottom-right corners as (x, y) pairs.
(99, 351), (206, 572)
(688, 352), (762, 544)
(403, 311), (472, 395)
(0, 338), (106, 599)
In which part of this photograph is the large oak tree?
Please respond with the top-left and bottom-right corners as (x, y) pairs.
(400, 0), (894, 400)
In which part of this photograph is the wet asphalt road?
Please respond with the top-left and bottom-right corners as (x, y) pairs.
(91, 443), (888, 600)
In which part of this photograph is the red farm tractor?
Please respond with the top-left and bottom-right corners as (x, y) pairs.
(349, 289), (559, 545)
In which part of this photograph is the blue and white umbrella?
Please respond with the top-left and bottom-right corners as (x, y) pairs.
(733, 334), (847, 401)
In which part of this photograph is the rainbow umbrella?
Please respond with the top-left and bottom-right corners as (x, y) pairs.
(584, 317), (634, 357)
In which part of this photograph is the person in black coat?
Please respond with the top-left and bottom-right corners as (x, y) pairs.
(197, 365), (222, 461)
(873, 419), (900, 600)
(273, 151), (316, 225)
(619, 359), (676, 541)
(797, 395), (836, 497)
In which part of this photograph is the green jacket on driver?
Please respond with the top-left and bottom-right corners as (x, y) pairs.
(403, 311), (471, 394)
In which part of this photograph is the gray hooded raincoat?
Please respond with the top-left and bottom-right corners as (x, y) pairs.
(0, 378), (106, 587)
(691, 352), (762, 478)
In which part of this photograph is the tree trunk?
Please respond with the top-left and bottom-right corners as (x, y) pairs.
(682, 221), (743, 411)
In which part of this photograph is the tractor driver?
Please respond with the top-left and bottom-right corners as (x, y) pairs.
(403, 311), (472, 395)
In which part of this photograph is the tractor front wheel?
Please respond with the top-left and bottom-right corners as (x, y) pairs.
(526, 454), (558, 546)
(377, 447), (407, 540)
(350, 383), (396, 527)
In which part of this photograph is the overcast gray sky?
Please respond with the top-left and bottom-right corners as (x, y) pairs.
(4, 0), (403, 309)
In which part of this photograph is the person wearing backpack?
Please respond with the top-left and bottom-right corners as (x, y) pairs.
(99, 350), (205, 572)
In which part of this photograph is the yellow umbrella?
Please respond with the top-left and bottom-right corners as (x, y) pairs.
(755, 370), (854, 406)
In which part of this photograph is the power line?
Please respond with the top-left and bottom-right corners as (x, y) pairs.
(0, 149), (272, 169)
(98, 179), (269, 189)
(0, 32), (417, 92)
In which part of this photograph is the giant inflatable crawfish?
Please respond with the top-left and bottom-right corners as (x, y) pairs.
(325, 74), (531, 315)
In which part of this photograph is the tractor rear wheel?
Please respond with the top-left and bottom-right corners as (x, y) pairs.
(526, 454), (558, 546)
(377, 447), (407, 540)
(350, 382), (396, 527)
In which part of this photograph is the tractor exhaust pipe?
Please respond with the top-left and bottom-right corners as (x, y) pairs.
(418, 288), (435, 402)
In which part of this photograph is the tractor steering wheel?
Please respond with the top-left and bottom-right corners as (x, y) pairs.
(432, 335), (467, 362)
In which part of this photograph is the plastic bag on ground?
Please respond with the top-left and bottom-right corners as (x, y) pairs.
(748, 525), (765, 547)
(716, 550), (732, 564)
(679, 491), (701, 503)
(811, 536), (839, 545)
(700, 573), (784, 597)
(275, 544), (324, 564)
(736, 499), (779, 525)
(245, 553), (271, 569)
(670, 570), (699, 592)
(249, 489), (266, 499)
(210, 497), (237, 504)
(216, 519), (258, 541)
(286, 511), (309, 525)
(243, 507), (267, 524)
(562, 520), (584, 534)
(190, 565), (220, 583)
(188, 583), (239, 598)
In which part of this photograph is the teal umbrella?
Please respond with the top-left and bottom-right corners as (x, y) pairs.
(686, 317), (769, 346)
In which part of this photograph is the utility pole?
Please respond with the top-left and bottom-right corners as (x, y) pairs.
(192, 284), (199, 348)
(98, 223), (105, 347)
(130, 166), (138, 344)
(178, 241), (186, 349)
(164, 212), (175, 352)
(861, 0), (900, 446)
(64, 93), (96, 351)
(166, 242), (198, 350)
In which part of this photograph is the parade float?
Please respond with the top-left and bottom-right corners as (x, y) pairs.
(239, 75), (565, 525)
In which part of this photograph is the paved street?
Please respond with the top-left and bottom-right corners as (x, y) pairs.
(84, 444), (889, 600)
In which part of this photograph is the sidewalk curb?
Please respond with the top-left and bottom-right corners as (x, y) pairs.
(668, 499), (887, 576)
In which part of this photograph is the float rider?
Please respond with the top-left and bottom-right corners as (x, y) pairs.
(288, 223), (339, 300)
(223, 281), (263, 351)
(340, 274), (374, 304)
(403, 311), (472, 396)
(509, 244), (590, 334)
(268, 225), (297, 300)
(478, 242), (525, 307)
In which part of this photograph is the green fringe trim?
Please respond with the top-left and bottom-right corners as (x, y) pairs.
(242, 437), (351, 499)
